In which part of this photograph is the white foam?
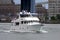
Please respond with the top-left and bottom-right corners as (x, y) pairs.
(40, 30), (48, 33)
(0, 30), (10, 33)
(3, 31), (10, 32)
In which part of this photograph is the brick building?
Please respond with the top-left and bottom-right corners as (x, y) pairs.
(36, 3), (47, 22)
(0, 0), (20, 22)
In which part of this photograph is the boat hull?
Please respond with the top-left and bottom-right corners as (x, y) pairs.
(10, 24), (42, 32)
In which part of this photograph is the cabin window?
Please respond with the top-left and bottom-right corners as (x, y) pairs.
(24, 21), (28, 24)
(20, 14), (30, 17)
(21, 21), (28, 24)
(15, 22), (19, 25)
(21, 21), (23, 24)
(21, 21), (39, 24)
(24, 21), (26, 24)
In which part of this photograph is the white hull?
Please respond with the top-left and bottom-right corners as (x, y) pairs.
(10, 24), (42, 32)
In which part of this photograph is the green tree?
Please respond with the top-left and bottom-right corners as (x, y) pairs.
(56, 14), (60, 20)
(51, 16), (56, 20)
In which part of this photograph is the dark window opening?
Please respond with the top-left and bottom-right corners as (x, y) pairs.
(21, 21), (23, 24)
(24, 21), (28, 24)
(21, 21), (28, 24)
(15, 22), (19, 25)
(20, 14), (30, 17)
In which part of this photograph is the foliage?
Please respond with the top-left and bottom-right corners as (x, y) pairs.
(51, 16), (56, 20)
(56, 14), (60, 20)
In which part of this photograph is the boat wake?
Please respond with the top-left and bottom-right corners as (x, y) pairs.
(0, 30), (10, 33)
(0, 30), (48, 34)
(40, 30), (48, 33)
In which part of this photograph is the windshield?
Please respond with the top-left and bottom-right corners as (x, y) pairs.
(20, 14), (30, 17)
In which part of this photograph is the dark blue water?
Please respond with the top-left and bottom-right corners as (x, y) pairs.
(0, 23), (60, 40)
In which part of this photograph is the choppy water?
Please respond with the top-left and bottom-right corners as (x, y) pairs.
(0, 23), (60, 40)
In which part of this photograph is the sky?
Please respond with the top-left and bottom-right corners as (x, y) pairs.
(13, 0), (48, 4)
(13, 0), (48, 9)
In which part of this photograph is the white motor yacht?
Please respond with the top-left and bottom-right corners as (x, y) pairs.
(10, 11), (43, 32)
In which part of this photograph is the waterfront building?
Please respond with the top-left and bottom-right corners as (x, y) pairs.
(0, 0), (20, 22)
(0, 0), (14, 4)
(0, 0), (20, 15)
(48, 0), (60, 17)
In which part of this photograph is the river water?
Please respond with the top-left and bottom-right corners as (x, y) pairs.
(0, 23), (60, 40)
